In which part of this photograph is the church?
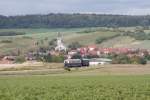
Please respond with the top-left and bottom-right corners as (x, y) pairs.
(55, 33), (67, 52)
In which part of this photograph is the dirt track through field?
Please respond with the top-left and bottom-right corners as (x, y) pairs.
(0, 64), (150, 76)
(70, 64), (150, 76)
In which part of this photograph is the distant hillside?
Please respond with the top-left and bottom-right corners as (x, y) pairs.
(1, 14), (150, 28)
(0, 27), (150, 55)
(98, 36), (150, 49)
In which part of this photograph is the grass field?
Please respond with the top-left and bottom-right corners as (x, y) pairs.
(0, 27), (150, 55)
(0, 28), (80, 54)
(0, 75), (150, 100)
(0, 27), (120, 55)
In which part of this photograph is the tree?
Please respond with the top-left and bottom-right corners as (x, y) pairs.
(15, 56), (25, 63)
(49, 39), (57, 46)
(130, 56), (147, 65)
(68, 42), (82, 50)
(139, 58), (147, 65)
(51, 55), (65, 63)
(43, 55), (65, 63)
(145, 54), (150, 60)
(112, 54), (130, 64)
(2, 14), (150, 28)
(95, 37), (106, 44)
(40, 40), (44, 45)
(43, 55), (52, 62)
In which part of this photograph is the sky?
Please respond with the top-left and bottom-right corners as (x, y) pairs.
(0, 0), (150, 16)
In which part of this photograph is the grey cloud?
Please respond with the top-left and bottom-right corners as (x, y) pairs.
(0, 0), (150, 16)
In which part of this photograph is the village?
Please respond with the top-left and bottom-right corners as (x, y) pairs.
(2, 1), (150, 99)
(0, 32), (150, 67)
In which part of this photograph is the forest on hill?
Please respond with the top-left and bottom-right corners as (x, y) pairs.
(0, 14), (150, 28)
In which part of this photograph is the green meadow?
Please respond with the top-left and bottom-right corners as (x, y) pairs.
(0, 27), (150, 55)
(0, 27), (120, 55)
(0, 75), (150, 100)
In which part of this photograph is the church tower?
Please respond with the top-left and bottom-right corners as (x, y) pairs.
(55, 32), (67, 52)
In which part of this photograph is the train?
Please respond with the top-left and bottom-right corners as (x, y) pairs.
(64, 58), (89, 67)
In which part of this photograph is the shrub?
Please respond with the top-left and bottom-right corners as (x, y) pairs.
(0, 31), (26, 36)
(96, 37), (106, 44)
(86, 55), (99, 59)
(0, 40), (13, 43)
(123, 31), (150, 40)
(43, 55), (52, 62)
(68, 42), (82, 50)
(43, 55), (65, 63)
(51, 55), (65, 63)
(96, 34), (120, 44)
(64, 67), (71, 71)
(15, 56), (26, 63)
(112, 54), (130, 64)
(49, 39), (57, 46)
(145, 55), (150, 60)
(139, 58), (147, 65)
(22, 36), (33, 39)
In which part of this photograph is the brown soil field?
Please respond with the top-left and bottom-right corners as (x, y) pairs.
(0, 63), (150, 76)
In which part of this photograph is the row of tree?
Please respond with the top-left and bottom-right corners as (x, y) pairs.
(1, 14), (150, 28)
(96, 34), (120, 44)
(111, 54), (147, 65)
(123, 31), (150, 40)
(0, 31), (26, 36)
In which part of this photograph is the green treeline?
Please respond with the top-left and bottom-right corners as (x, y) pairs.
(1, 14), (150, 28)
(123, 31), (150, 40)
(96, 34), (120, 44)
(0, 31), (26, 36)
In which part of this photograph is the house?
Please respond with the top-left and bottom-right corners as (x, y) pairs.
(3, 56), (16, 61)
(67, 50), (78, 59)
(68, 50), (78, 56)
(88, 45), (97, 51)
(78, 47), (88, 54)
(117, 48), (129, 54)
(88, 50), (96, 55)
(0, 56), (16, 64)
(49, 50), (60, 56)
(101, 48), (113, 54)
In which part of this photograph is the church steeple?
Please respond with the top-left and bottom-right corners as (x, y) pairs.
(55, 32), (67, 52)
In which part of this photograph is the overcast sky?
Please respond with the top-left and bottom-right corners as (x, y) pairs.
(0, 0), (150, 16)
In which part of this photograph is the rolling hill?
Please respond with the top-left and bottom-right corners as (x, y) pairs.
(0, 27), (150, 55)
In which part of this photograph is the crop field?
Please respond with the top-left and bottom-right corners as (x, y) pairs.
(0, 75), (150, 100)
